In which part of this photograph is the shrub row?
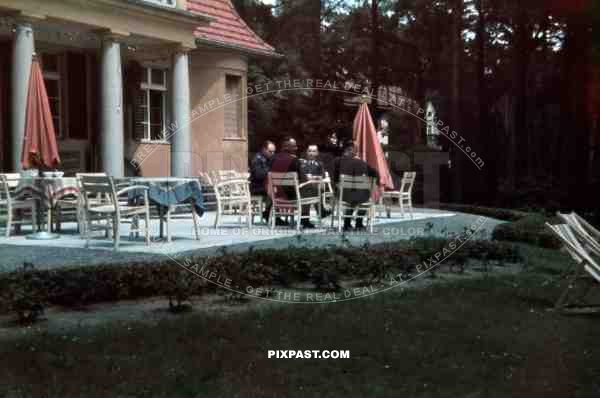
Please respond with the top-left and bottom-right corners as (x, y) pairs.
(438, 203), (563, 249)
(438, 203), (529, 221)
(492, 214), (561, 248)
(0, 240), (523, 322)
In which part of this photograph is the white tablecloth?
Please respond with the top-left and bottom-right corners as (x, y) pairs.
(15, 177), (79, 207)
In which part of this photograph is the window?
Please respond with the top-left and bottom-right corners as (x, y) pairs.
(139, 0), (176, 8)
(224, 75), (242, 138)
(41, 53), (62, 139)
(134, 67), (168, 142)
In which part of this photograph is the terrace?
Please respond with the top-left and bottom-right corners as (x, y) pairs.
(0, 207), (485, 272)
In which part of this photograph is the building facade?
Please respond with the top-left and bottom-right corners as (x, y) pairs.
(0, 0), (277, 176)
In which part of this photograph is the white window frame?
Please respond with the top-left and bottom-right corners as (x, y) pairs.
(140, 0), (176, 8)
(136, 67), (169, 144)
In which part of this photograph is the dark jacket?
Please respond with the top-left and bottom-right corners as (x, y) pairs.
(299, 158), (324, 197)
(270, 151), (301, 175)
(332, 156), (379, 204)
(320, 142), (343, 178)
(249, 152), (272, 194)
(321, 142), (344, 159)
(299, 158), (324, 178)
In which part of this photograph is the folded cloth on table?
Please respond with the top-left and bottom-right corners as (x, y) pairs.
(128, 181), (205, 216)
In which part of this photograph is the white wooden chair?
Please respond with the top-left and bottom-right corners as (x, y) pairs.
(0, 174), (37, 237)
(267, 171), (322, 232)
(321, 171), (335, 211)
(331, 174), (376, 233)
(545, 222), (600, 313)
(209, 170), (240, 184)
(213, 177), (253, 229)
(0, 173), (21, 189)
(208, 170), (263, 225)
(80, 175), (150, 251)
(250, 194), (266, 224)
(54, 172), (108, 234)
(199, 172), (217, 209)
(208, 170), (245, 213)
(379, 171), (416, 218)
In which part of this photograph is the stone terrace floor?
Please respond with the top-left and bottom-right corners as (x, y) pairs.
(0, 208), (504, 272)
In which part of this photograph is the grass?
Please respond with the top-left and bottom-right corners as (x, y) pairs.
(1, 244), (600, 397)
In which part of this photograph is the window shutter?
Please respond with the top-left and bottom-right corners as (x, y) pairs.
(133, 89), (147, 140)
(224, 75), (242, 138)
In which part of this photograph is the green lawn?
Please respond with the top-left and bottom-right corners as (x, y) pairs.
(1, 245), (599, 397)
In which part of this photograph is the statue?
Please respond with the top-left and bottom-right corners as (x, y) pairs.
(377, 118), (390, 159)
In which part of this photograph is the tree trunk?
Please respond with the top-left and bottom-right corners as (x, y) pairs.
(370, 0), (380, 111)
(450, 0), (463, 202)
(476, 0), (493, 201)
(313, 0), (322, 107)
(511, 6), (530, 188)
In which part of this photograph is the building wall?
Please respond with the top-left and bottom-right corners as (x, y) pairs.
(131, 143), (172, 176)
(189, 48), (248, 174)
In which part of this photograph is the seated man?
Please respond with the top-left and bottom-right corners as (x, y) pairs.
(269, 136), (314, 228)
(300, 144), (324, 178)
(249, 140), (276, 220)
(300, 144), (330, 218)
(332, 142), (379, 231)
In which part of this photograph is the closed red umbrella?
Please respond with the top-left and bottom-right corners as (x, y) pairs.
(21, 55), (60, 169)
(352, 102), (394, 200)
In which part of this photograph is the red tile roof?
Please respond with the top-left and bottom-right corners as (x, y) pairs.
(187, 0), (278, 56)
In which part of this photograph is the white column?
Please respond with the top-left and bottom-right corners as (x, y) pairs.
(100, 35), (124, 177)
(171, 49), (191, 177)
(11, 22), (34, 171)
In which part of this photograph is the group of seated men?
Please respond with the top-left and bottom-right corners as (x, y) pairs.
(249, 136), (379, 231)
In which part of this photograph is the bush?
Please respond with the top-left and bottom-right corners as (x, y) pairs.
(0, 241), (523, 316)
(407, 238), (521, 275)
(2, 263), (46, 324)
(162, 270), (205, 313)
(492, 214), (561, 248)
(439, 203), (528, 221)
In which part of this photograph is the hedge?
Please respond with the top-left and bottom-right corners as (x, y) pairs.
(492, 214), (561, 248)
(438, 203), (563, 249)
(438, 203), (529, 221)
(0, 241), (522, 323)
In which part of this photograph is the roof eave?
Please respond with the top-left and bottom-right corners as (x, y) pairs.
(98, 0), (215, 27)
(195, 37), (283, 58)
